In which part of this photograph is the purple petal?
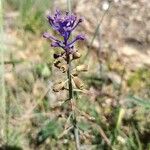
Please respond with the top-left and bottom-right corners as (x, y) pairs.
(47, 15), (53, 21)
(67, 34), (85, 47)
(51, 41), (65, 50)
(43, 32), (60, 42)
(71, 18), (83, 31)
(76, 34), (85, 40)
(51, 42), (60, 47)
(43, 10), (85, 54)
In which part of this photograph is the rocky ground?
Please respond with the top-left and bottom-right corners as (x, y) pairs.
(54, 0), (150, 67)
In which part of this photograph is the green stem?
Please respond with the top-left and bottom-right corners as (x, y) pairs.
(67, 0), (72, 12)
(66, 54), (80, 150)
(67, 54), (73, 99)
(0, 0), (6, 144)
(66, 1), (80, 148)
(83, 1), (113, 62)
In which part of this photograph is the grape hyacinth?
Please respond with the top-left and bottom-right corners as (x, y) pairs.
(43, 10), (87, 149)
(43, 10), (85, 54)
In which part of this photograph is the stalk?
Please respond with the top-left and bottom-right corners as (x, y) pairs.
(66, 54), (80, 150)
(66, 1), (80, 148)
(0, 0), (6, 144)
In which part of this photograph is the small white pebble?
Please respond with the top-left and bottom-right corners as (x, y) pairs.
(114, 0), (119, 3)
(102, 1), (109, 10)
(63, 139), (68, 144)
(117, 136), (126, 144)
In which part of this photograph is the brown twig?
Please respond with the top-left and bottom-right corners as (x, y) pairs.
(58, 126), (73, 139)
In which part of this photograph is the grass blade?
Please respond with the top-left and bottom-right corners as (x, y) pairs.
(0, 0), (6, 144)
(128, 96), (150, 109)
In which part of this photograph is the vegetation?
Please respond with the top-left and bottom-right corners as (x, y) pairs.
(0, 0), (149, 149)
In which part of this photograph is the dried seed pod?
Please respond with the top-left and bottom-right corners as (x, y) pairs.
(76, 64), (88, 72)
(54, 61), (61, 68)
(72, 51), (81, 59)
(53, 53), (60, 59)
(63, 55), (68, 61)
(53, 57), (64, 68)
(53, 82), (65, 92)
(60, 64), (68, 73)
(73, 76), (84, 89)
(72, 69), (78, 76)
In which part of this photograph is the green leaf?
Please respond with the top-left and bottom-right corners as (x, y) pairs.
(36, 120), (61, 145)
(78, 121), (90, 131)
(35, 63), (51, 78)
(128, 96), (150, 109)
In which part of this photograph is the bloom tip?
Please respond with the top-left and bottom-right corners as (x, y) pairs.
(79, 18), (83, 22)
(43, 32), (49, 38)
(76, 34), (85, 40)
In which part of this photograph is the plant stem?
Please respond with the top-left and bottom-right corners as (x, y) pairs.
(0, 0), (6, 144)
(67, 54), (73, 99)
(67, 0), (72, 12)
(66, 54), (80, 150)
(83, 1), (113, 62)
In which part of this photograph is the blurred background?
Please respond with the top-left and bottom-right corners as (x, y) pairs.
(0, 0), (150, 149)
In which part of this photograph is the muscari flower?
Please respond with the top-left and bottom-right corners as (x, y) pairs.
(43, 10), (85, 54)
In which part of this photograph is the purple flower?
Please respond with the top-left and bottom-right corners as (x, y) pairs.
(43, 10), (85, 54)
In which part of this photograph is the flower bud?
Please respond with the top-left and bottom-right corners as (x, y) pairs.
(72, 51), (81, 59)
(76, 64), (88, 72)
(53, 82), (65, 92)
(73, 76), (84, 89)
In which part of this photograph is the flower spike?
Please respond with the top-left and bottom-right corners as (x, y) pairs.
(43, 10), (85, 54)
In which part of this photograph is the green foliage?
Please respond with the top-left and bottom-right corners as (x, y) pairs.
(128, 96), (150, 109)
(20, 0), (51, 34)
(6, 0), (52, 33)
(85, 76), (104, 88)
(36, 120), (62, 145)
(5, 128), (23, 148)
(77, 97), (100, 123)
(2, 0), (150, 149)
(127, 67), (150, 93)
(0, 145), (22, 150)
(35, 63), (51, 78)
(6, 0), (21, 10)
(78, 121), (91, 132)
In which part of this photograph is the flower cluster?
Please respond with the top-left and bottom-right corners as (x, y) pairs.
(43, 10), (87, 92)
(43, 10), (85, 54)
